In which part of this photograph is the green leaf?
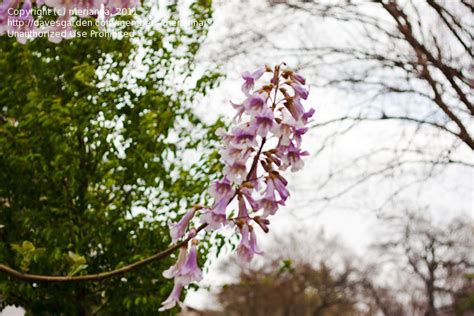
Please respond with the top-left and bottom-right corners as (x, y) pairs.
(68, 264), (88, 276)
(67, 251), (87, 265)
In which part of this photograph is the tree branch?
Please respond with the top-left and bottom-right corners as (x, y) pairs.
(377, 0), (474, 115)
(0, 223), (208, 283)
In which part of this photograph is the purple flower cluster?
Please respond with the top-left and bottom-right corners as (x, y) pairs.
(160, 64), (314, 311)
(0, 0), (137, 43)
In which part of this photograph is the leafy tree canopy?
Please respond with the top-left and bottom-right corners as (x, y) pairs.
(0, 0), (223, 314)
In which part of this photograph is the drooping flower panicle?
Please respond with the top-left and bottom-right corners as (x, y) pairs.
(160, 63), (314, 311)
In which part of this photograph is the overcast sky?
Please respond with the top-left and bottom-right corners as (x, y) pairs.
(185, 0), (473, 310)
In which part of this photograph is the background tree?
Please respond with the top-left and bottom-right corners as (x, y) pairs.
(213, 228), (375, 316)
(213, 229), (360, 316)
(0, 0), (222, 314)
(373, 210), (474, 316)
(212, 219), (473, 316)
(217, 261), (357, 316)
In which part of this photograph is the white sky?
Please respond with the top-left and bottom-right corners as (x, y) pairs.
(185, 0), (474, 310)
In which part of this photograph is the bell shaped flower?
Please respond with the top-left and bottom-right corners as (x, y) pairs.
(237, 195), (249, 219)
(169, 207), (197, 243)
(0, 0), (18, 34)
(245, 162), (262, 191)
(163, 247), (188, 279)
(215, 127), (234, 146)
(236, 224), (262, 262)
(290, 81), (309, 100)
(200, 198), (228, 230)
(209, 177), (233, 200)
(302, 108), (316, 125)
(162, 242), (202, 305)
(259, 180), (284, 217)
(0, 0), (18, 15)
(230, 124), (257, 150)
(269, 172), (290, 201)
(291, 72), (306, 85)
(10, 0), (35, 44)
(221, 145), (251, 165)
(241, 187), (260, 211)
(253, 108), (274, 137)
(243, 92), (268, 114)
(223, 161), (247, 184)
(230, 100), (246, 122)
(272, 110), (296, 147)
(241, 67), (265, 95)
(176, 243), (202, 284)
(292, 123), (309, 147)
(282, 142), (309, 172)
(283, 69), (306, 85)
(253, 216), (270, 233)
(287, 96), (306, 121)
(159, 282), (184, 311)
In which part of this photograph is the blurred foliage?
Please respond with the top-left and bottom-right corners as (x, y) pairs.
(454, 273), (474, 315)
(0, 0), (224, 314)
